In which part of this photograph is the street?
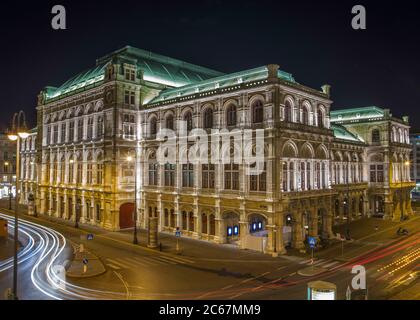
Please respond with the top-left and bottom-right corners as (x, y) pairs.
(0, 206), (419, 300)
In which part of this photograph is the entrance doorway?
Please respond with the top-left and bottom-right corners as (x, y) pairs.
(223, 212), (240, 244)
(119, 202), (134, 229)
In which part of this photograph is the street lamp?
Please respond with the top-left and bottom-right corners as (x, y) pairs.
(127, 153), (138, 245)
(6, 110), (28, 300)
(4, 161), (12, 210)
(400, 160), (410, 221)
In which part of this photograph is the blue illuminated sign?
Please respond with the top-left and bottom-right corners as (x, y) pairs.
(227, 227), (232, 236)
(233, 226), (239, 235)
(252, 223), (257, 231)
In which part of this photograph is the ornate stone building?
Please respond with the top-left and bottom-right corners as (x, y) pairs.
(19, 46), (414, 255)
(0, 133), (17, 198)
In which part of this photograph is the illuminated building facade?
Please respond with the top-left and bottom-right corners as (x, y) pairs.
(0, 134), (16, 198)
(19, 46), (415, 254)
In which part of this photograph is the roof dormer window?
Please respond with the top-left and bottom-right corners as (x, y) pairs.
(125, 68), (136, 82)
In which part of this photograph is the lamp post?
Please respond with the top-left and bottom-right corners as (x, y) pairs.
(7, 110), (29, 300)
(4, 161), (12, 210)
(127, 152), (138, 245)
(400, 160), (410, 221)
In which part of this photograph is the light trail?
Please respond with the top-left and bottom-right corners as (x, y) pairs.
(0, 212), (126, 300)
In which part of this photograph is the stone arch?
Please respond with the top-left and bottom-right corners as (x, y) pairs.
(282, 140), (298, 158)
(247, 213), (268, 234)
(75, 106), (84, 117)
(300, 142), (315, 159)
(315, 144), (328, 159)
(66, 108), (74, 119)
(85, 103), (93, 115)
(94, 100), (103, 112)
(58, 110), (66, 121)
(369, 153), (384, 162)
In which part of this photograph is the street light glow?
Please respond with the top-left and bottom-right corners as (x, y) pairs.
(8, 134), (18, 141)
(18, 131), (29, 139)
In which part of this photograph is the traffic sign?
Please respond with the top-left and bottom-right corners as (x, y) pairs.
(82, 258), (89, 265)
(175, 230), (181, 237)
(308, 236), (317, 248)
(87, 233), (94, 240)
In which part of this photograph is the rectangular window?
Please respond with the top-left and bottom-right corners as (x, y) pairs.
(125, 69), (135, 81)
(53, 125), (58, 144)
(61, 122), (66, 143)
(77, 119), (84, 141)
(149, 163), (158, 186)
(202, 164), (215, 189)
(224, 163), (239, 190)
(249, 162), (266, 191)
(124, 90), (136, 106)
(182, 163), (194, 188)
(69, 121), (74, 142)
(87, 163), (93, 184)
(96, 163), (103, 184)
(370, 164), (383, 183)
(164, 164), (176, 187)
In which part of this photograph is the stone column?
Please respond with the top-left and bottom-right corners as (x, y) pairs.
(292, 211), (304, 249)
(309, 208), (319, 239)
(239, 220), (249, 250)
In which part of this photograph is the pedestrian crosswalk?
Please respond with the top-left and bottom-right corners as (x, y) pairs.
(106, 254), (195, 270)
(299, 258), (342, 269)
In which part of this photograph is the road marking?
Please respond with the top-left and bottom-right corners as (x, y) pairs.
(154, 256), (177, 264)
(113, 271), (130, 300)
(157, 255), (194, 264)
(312, 259), (326, 266)
(106, 258), (137, 269)
(277, 266), (287, 271)
(299, 259), (312, 265)
(124, 257), (149, 267)
(130, 256), (158, 266)
(107, 263), (121, 270)
(322, 261), (340, 268)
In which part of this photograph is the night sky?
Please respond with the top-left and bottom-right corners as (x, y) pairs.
(1, 0), (419, 131)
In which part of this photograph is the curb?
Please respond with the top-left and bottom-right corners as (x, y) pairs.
(297, 266), (328, 277)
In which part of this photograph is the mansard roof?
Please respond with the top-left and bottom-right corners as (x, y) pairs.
(331, 123), (364, 143)
(44, 46), (224, 102)
(147, 66), (296, 106)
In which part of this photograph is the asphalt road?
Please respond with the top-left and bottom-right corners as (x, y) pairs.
(0, 208), (418, 300)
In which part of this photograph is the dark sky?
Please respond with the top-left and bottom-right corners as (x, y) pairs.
(1, 0), (419, 131)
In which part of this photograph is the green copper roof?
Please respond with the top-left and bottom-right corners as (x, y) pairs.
(45, 46), (224, 101)
(330, 106), (385, 123)
(46, 63), (107, 100)
(147, 66), (296, 105)
(331, 124), (364, 142)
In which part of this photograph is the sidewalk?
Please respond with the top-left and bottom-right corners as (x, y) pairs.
(66, 248), (106, 278)
(0, 236), (14, 261)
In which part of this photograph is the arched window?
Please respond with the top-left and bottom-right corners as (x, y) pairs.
(165, 114), (174, 130)
(252, 100), (264, 123)
(150, 117), (157, 135)
(284, 100), (292, 122)
(317, 109), (324, 128)
(226, 105), (237, 126)
(203, 108), (213, 129)
(301, 106), (309, 125)
(371, 129), (380, 144)
(184, 111), (193, 131)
